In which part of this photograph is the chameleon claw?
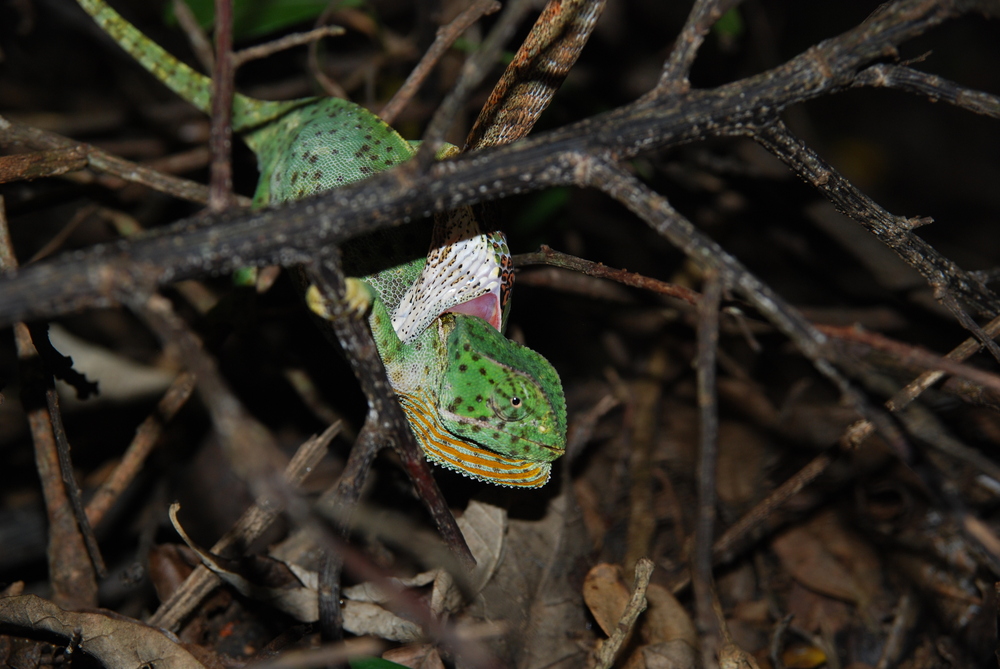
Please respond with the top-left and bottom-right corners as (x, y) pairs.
(306, 279), (373, 321)
(343, 277), (373, 317)
(305, 284), (334, 320)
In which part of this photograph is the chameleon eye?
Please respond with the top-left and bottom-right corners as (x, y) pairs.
(490, 383), (531, 422)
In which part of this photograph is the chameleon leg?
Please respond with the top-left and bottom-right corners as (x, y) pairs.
(305, 279), (374, 320)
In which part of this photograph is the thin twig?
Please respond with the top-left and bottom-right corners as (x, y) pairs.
(753, 120), (1000, 330)
(233, 26), (347, 67)
(0, 147), (88, 183)
(854, 64), (1000, 119)
(0, 196), (97, 609)
(379, 0), (500, 125)
(208, 0), (236, 212)
(46, 387), (107, 578)
(591, 558), (654, 669)
(693, 270), (722, 643)
(515, 245), (701, 305)
(306, 260), (475, 569)
(655, 0), (741, 93)
(819, 324), (1000, 395)
(416, 0), (535, 168)
(148, 423), (338, 630)
(0, 116), (248, 205)
(625, 349), (666, 574)
(172, 0), (215, 72)
(86, 372), (198, 529)
(712, 452), (834, 565)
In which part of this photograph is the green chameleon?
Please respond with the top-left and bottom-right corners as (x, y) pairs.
(73, 0), (566, 487)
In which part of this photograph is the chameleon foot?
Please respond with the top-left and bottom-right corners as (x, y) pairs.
(306, 279), (373, 321)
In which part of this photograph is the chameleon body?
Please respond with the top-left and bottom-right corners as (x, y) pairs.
(74, 0), (566, 486)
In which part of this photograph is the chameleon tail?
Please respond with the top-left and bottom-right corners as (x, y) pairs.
(74, 0), (303, 139)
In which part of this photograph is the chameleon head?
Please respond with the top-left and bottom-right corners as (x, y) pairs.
(437, 314), (566, 463)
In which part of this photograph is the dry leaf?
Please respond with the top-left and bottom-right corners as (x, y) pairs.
(469, 489), (592, 669)
(431, 500), (507, 615)
(583, 563), (630, 636)
(718, 642), (762, 669)
(624, 640), (698, 669)
(771, 510), (881, 607)
(0, 595), (205, 669)
(382, 643), (446, 669)
(342, 601), (422, 642)
(642, 584), (698, 648)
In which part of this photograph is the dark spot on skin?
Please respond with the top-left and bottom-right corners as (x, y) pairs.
(459, 364), (467, 372)
(476, 395), (483, 402)
(424, 366), (430, 374)
(471, 425), (481, 433)
(492, 433), (500, 440)
(360, 166), (372, 175)
(471, 354), (480, 362)
(454, 351), (461, 360)
(314, 171), (322, 180)
(510, 435), (519, 443)
(309, 155), (318, 164)
(463, 344), (471, 352)
(466, 406), (474, 412)
(479, 368), (487, 375)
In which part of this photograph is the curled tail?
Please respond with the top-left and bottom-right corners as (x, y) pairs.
(75, 0), (304, 136)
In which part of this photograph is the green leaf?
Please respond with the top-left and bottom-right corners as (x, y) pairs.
(167, 0), (354, 41)
(516, 188), (571, 234)
(711, 7), (744, 40)
(348, 658), (411, 669)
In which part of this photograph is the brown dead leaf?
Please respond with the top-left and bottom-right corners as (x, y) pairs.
(642, 584), (698, 648)
(431, 500), (507, 615)
(771, 510), (881, 608)
(469, 489), (593, 669)
(716, 422), (771, 510)
(583, 563), (630, 636)
(718, 642), (762, 669)
(342, 601), (422, 642)
(382, 643), (446, 669)
(0, 595), (206, 669)
(623, 640), (699, 669)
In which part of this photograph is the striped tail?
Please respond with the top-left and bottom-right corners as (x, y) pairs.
(399, 391), (551, 488)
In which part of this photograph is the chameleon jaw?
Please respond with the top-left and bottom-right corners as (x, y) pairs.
(398, 390), (554, 488)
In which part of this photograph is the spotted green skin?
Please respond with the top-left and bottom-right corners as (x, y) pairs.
(438, 312), (565, 458)
(75, 0), (567, 485)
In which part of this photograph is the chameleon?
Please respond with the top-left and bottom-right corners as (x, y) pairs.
(72, 0), (568, 486)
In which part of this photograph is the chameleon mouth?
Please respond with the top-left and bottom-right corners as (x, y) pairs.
(399, 392), (551, 488)
(443, 292), (500, 331)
